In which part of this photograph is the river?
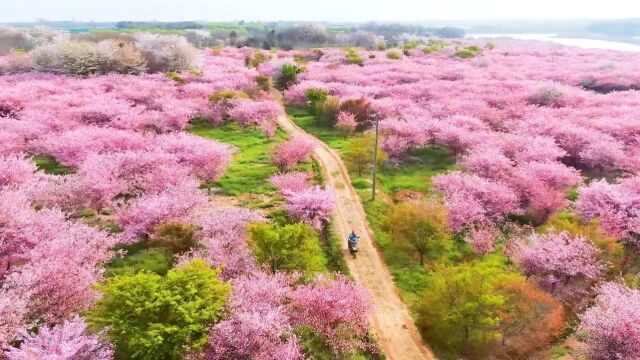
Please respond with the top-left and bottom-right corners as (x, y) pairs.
(467, 33), (640, 52)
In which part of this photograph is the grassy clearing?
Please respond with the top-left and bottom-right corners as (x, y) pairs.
(189, 120), (289, 197)
(287, 106), (458, 303)
(105, 241), (173, 278)
(190, 118), (348, 275)
(189, 119), (318, 201)
(32, 155), (72, 175)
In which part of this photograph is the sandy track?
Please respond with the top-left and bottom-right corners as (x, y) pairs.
(278, 115), (436, 360)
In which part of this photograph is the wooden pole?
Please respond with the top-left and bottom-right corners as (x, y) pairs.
(371, 115), (379, 201)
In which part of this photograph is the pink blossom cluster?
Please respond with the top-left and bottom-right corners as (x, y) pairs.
(277, 42), (640, 229)
(175, 207), (371, 358)
(1, 47), (372, 358)
(178, 207), (266, 280)
(270, 171), (336, 230)
(205, 272), (303, 360)
(579, 282), (640, 360)
(0, 187), (117, 345)
(289, 275), (374, 355)
(272, 135), (315, 170)
(4, 317), (114, 360)
(283, 187), (337, 230)
(269, 171), (311, 193)
(227, 98), (283, 137)
(336, 111), (357, 134)
(206, 273), (372, 358)
(509, 231), (602, 293)
(577, 176), (640, 245)
(0, 49), (258, 350)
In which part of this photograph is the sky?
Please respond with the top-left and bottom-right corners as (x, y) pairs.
(2, 0), (640, 23)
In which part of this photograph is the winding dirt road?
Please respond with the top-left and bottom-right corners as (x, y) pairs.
(277, 115), (436, 360)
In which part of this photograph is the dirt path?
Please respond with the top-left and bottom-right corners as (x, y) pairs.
(278, 115), (436, 360)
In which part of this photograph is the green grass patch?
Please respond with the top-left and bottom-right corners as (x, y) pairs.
(550, 344), (568, 359)
(32, 155), (72, 175)
(286, 106), (352, 150)
(105, 241), (173, 277)
(322, 223), (350, 274)
(287, 106), (457, 194)
(189, 120), (296, 197)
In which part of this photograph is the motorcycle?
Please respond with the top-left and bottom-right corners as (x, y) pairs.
(348, 235), (359, 257)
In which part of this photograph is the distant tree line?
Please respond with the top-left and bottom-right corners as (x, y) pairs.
(0, 21), (467, 53)
(116, 21), (204, 30)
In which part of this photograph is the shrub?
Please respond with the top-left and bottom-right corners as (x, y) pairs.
(383, 202), (453, 265)
(0, 26), (64, 55)
(338, 97), (375, 131)
(423, 40), (447, 53)
(276, 63), (302, 90)
(455, 45), (482, 59)
(95, 40), (147, 74)
(335, 110), (357, 135)
(248, 222), (326, 274)
(402, 40), (420, 50)
(88, 260), (230, 360)
(256, 75), (271, 91)
(305, 88), (328, 105)
(153, 222), (199, 255)
(416, 256), (523, 358)
(527, 86), (566, 107)
(0, 49), (32, 74)
(30, 39), (146, 75)
(31, 40), (98, 75)
(246, 51), (268, 68)
(345, 48), (364, 66)
(209, 89), (249, 103)
(343, 134), (387, 176)
(134, 33), (200, 73)
(318, 95), (340, 126)
(166, 71), (186, 84)
(386, 50), (402, 59)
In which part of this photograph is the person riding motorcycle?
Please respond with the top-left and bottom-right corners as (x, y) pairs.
(348, 230), (359, 256)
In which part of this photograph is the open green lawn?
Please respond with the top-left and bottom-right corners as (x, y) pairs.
(105, 241), (173, 278)
(287, 106), (459, 303)
(188, 120), (291, 197)
(32, 155), (73, 175)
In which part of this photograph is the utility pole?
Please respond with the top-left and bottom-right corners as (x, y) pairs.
(371, 114), (380, 201)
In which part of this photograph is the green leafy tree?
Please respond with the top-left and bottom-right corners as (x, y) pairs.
(384, 202), (453, 265)
(88, 260), (230, 360)
(248, 222), (326, 274)
(344, 134), (387, 176)
(416, 255), (519, 358)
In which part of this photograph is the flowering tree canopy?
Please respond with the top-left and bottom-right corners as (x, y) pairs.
(579, 282), (640, 360)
